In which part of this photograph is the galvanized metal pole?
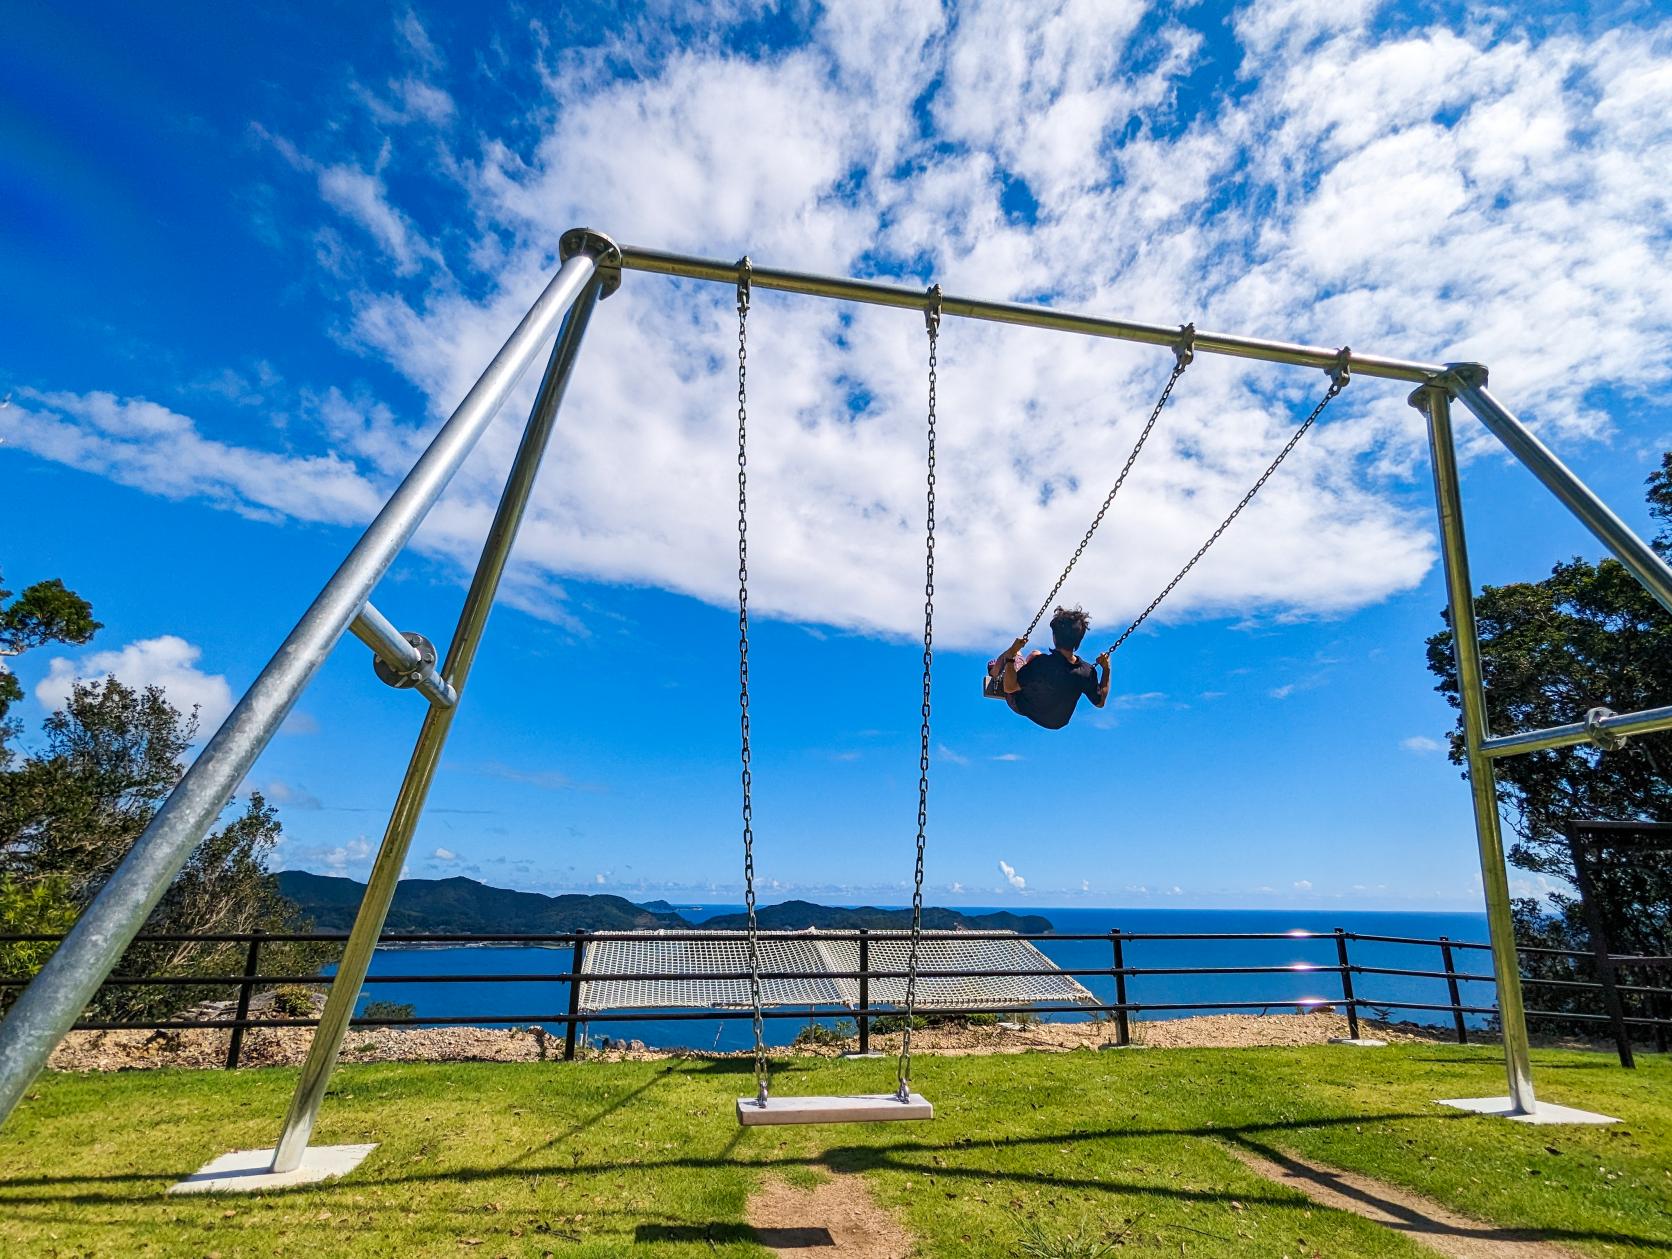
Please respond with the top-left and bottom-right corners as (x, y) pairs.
(0, 241), (611, 1133)
(1412, 381), (1537, 1114)
(1450, 368), (1672, 616)
(271, 265), (607, 1172)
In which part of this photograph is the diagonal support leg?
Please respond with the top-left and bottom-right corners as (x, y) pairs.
(267, 270), (605, 1174)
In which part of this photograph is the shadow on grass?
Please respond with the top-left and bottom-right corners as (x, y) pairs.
(635, 1222), (834, 1247)
(5, 1108), (1665, 1250)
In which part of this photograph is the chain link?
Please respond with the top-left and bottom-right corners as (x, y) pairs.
(1104, 357), (1350, 658)
(897, 285), (940, 1101)
(1023, 327), (1195, 641)
(734, 259), (768, 1105)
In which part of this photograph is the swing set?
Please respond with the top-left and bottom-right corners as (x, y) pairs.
(3, 227), (1668, 1184)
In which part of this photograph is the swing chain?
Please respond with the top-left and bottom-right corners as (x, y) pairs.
(735, 256), (767, 1105)
(1021, 323), (1196, 642)
(1104, 348), (1352, 658)
(898, 285), (940, 1102)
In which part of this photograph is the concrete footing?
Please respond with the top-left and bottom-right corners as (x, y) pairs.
(169, 1144), (377, 1194)
(1437, 1096), (1618, 1125)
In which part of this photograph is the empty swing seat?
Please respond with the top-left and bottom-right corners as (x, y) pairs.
(736, 1093), (934, 1126)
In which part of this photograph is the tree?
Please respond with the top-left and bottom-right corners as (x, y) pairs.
(0, 677), (317, 1021)
(0, 570), (101, 760)
(1426, 453), (1672, 1036)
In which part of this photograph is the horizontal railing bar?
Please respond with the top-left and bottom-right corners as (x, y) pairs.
(616, 247), (1447, 383)
(1343, 932), (1492, 949)
(1518, 975), (1672, 996)
(64, 997), (1362, 1032)
(1352, 965), (1497, 983)
(1359, 998), (1672, 1029)
(1480, 703), (1672, 759)
(2, 962), (1359, 988)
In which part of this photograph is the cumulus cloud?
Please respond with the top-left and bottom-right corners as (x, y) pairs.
(999, 859), (1026, 890)
(1293, 879), (1313, 892)
(1400, 735), (1445, 753)
(34, 636), (234, 730)
(432, 847), (458, 861)
(11, 3), (1672, 647)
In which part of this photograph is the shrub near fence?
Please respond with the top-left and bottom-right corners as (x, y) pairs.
(1, 927), (1668, 1068)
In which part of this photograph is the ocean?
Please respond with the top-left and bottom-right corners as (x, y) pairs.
(324, 905), (1493, 1052)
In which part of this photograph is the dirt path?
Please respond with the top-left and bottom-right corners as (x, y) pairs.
(1227, 1145), (1587, 1258)
(747, 1174), (916, 1257)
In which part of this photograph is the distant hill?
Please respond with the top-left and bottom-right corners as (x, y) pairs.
(274, 872), (689, 933)
(697, 899), (1054, 933)
(275, 873), (1054, 935)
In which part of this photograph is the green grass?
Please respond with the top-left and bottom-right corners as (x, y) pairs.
(1, 1044), (1668, 1256)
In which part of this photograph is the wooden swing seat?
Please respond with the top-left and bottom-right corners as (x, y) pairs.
(735, 1093), (934, 1126)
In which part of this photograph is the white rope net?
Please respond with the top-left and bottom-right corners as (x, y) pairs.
(576, 930), (1094, 1013)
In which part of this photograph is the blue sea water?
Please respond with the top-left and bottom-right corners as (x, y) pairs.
(325, 906), (1493, 1052)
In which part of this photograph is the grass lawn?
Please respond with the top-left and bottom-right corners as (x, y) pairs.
(1, 1043), (1668, 1257)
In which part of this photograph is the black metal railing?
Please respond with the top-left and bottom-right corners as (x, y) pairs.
(3, 926), (1669, 1068)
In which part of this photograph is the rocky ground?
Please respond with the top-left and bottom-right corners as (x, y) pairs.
(48, 996), (1538, 1073)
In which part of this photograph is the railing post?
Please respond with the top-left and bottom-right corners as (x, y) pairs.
(1439, 937), (1468, 1045)
(1335, 929), (1361, 1039)
(857, 930), (871, 1054)
(224, 929), (265, 1070)
(564, 930), (587, 1062)
(1111, 930), (1130, 1046)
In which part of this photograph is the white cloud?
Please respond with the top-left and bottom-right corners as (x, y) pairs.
(263, 780), (322, 811)
(999, 859), (1026, 890)
(1400, 735), (1446, 753)
(1080, 879), (1090, 893)
(433, 847), (458, 862)
(35, 635), (234, 731)
(13, 5), (1672, 648)
(1293, 879), (1313, 892)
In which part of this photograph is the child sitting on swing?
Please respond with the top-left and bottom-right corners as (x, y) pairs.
(986, 606), (1111, 730)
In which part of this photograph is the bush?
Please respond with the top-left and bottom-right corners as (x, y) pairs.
(269, 985), (318, 1018)
(792, 1020), (853, 1049)
(361, 1001), (416, 1022)
(0, 874), (78, 1013)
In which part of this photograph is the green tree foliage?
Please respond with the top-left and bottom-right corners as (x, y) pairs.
(1426, 453), (1672, 877)
(0, 677), (322, 1022)
(0, 570), (101, 758)
(1426, 453), (1672, 1037)
(0, 873), (78, 1013)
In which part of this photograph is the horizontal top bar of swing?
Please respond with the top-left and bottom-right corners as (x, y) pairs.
(617, 246), (1449, 383)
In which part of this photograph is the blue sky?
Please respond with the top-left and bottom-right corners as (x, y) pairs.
(4, 2), (1671, 911)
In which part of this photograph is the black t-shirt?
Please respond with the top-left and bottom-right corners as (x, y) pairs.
(1012, 651), (1100, 730)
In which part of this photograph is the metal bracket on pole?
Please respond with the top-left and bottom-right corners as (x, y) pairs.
(1583, 707), (1629, 753)
(560, 227), (623, 299)
(351, 602), (457, 709)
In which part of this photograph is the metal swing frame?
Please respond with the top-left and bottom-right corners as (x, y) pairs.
(1, 226), (1668, 1165)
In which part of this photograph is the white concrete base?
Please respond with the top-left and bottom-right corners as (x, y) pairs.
(1329, 1037), (1388, 1047)
(1436, 1097), (1618, 1125)
(168, 1144), (378, 1194)
(839, 1051), (888, 1059)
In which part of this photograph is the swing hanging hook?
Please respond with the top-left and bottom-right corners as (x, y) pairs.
(736, 256), (752, 316)
(1173, 321), (1196, 369)
(1328, 345), (1352, 392)
(925, 283), (943, 336)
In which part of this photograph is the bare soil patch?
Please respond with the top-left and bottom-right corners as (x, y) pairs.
(1227, 1144), (1586, 1258)
(747, 1174), (915, 1258)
